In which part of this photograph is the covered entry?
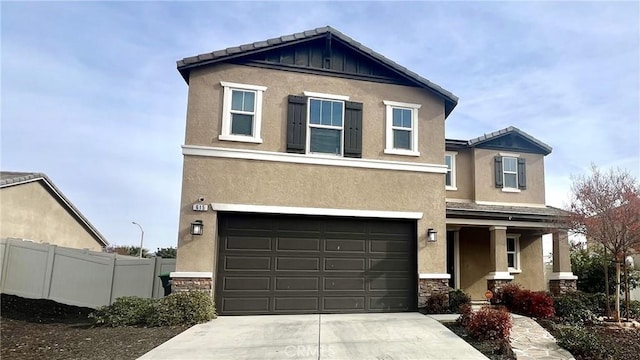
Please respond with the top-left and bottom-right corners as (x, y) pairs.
(216, 213), (417, 315)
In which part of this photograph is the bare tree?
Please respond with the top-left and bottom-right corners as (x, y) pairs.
(567, 164), (640, 321)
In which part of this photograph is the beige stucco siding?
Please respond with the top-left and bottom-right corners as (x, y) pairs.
(0, 182), (103, 251)
(176, 156), (447, 275)
(512, 233), (545, 291)
(473, 148), (545, 204)
(446, 148), (474, 200)
(184, 64), (446, 165)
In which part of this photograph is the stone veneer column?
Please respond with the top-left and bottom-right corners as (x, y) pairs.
(549, 231), (577, 295)
(418, 274), (451, 308)
(170, 272), (213, 294)
(486, 226), (514, 294)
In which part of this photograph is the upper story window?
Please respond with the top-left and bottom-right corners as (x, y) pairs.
(494, 153), (526, 192)
(445, 152), (457, 190)
(219, 81), (267, 143)
(383, 100), (421, 157)
(286, 92), (363, 158)
(507, 235), (521, 272)
(308, 98), (344, 155)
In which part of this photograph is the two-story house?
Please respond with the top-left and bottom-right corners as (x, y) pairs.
(172, 27), (576, 315)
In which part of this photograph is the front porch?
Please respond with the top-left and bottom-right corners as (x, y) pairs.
(445, 202), (577, 300)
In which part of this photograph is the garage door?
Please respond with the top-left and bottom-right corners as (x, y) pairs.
(216, 213), (417, 315)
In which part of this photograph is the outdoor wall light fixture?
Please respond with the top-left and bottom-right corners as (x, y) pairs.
(427, 228), (437, 242)
(190, 220), (204, 236)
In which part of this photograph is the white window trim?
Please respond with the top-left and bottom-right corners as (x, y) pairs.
(211, 203), (423, 219)
(445, 151), (457, 190)
(383, 100), (421, 156)
(303, 91), (350, 101)
(502, 156), (520, 192)
(306, 95), (346, 156)
(219, 81), (267, 144)
(507, 234), (521, 273)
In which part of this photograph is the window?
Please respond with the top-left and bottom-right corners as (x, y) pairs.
(445, 152), (457, 190)
(287, 93), (362, 157)
(219, 81), (267, 143)
(384, 100), (421, 156)
(507, 235), (520, 272)
(307, 98), (344, 155)
(494, 154), (527, 191)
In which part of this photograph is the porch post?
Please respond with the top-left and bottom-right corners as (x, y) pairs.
(486, 226), (513, 294)
(549, 230), (577, 295)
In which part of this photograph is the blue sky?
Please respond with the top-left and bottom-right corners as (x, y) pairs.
(2, 2), (639, 252)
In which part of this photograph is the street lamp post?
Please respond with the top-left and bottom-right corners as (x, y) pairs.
(131, 221), (144, 258)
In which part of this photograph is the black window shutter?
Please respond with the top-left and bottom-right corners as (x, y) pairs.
(494, 156), (503, 188)
(287, 95), (307, 153)
(343, 101), (363, 158)
(518, 158), (527, 189)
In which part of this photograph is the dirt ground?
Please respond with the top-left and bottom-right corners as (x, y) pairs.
(1, 294), (188, 360)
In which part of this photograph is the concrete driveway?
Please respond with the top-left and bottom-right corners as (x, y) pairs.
(138, 313), (487, 359)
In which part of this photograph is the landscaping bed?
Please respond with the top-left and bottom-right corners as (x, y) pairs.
(444, 322), (515, 360)
(1, 294), (188, 360)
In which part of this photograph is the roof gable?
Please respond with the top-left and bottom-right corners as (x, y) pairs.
(468, 126), (552, 155)
(177, 26), (458, 117)
(0, 171), (109, 247)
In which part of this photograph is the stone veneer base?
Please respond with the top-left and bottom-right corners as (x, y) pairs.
(418, 278), (451, 308)
(549, 279), (577, 295)
(170, 272), (213, 294)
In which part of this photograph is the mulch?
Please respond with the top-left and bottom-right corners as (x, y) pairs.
(1, 294), (188, 360)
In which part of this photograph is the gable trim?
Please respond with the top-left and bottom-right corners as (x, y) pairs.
(182, 145), (448, 174)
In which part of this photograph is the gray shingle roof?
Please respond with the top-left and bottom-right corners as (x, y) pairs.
(0, 171), (109, 247)
(446, 201), (568, 218)
(468, 126), (552, 155)
(177, 26), (458, 115)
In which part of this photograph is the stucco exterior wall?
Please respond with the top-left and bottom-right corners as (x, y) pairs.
(473, 148), (546, 204)
(512, 232), (545, 291)
(176, 156), (447, 275)
(446, 148), (474, 200)
(184, 64), (446, 165)
(0, 182), (103, 251)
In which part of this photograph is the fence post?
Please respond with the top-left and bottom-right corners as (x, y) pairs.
(107, 253), (117, 305)
(42, 243), (56, 299)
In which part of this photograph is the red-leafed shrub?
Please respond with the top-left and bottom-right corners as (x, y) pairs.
(463, 306), (512, 342)
(457, 303), (473, 327)
(494, 283), (554, 319)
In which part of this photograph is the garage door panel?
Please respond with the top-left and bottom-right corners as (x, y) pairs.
(223, 276), (271, 291)
(225, 217), (273, 231)
(275, 297), (319, 312)
(276, 277), (319, 291)
(222, 297), (270, 313)
(369, 276), (410, 290)
(324, 277), (365, 291)
(276, 257), (319, 271)
(369, 258), (409, 272)
(325, 258), (365, 271)
(277, 237), (320, 251)
(325, 239), (366, 252)
(225, 236), (272, 251)
(369, 220), (413, 235)
(323, 296), (366, 311)
(370, 240), (410, 253)
(277, 218), (323, 232)
(369, 296), (411, 311)
(225, 256), (271, 271)
(324, 218), (368, 234)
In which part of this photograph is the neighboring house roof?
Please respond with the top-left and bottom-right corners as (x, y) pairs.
(0, 171), (109, 247)
(177, 26), (459, 117)
(446, 201), (568, 222)
(446, 126), (552, 155)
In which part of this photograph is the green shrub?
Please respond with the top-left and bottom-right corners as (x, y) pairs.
(554, 325), (616, 359)
(90, 296), (155, 327)
(423, 293), (449, 314)
(463, 306), (512, 342)
(553, 292), (600, 325)
(150, 291), (217, 326)
(448, 289), (471, 313)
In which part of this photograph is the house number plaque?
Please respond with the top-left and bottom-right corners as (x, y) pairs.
(192, 204), (209, 211)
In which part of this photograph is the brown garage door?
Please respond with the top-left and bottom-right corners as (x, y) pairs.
(216, 213), (417, 315)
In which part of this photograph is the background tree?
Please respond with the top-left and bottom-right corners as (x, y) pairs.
(106, 245), (152, 258)
(567, 165), (640, 320)
(570, 243), (640, 294)
(155, 247), (177, 258)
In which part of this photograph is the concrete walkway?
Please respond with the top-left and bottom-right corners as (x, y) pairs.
(429, 314), (575, 360)
(139, 313), (487, 359)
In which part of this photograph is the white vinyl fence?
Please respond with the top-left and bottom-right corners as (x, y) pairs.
(0, 238), (175, 308)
